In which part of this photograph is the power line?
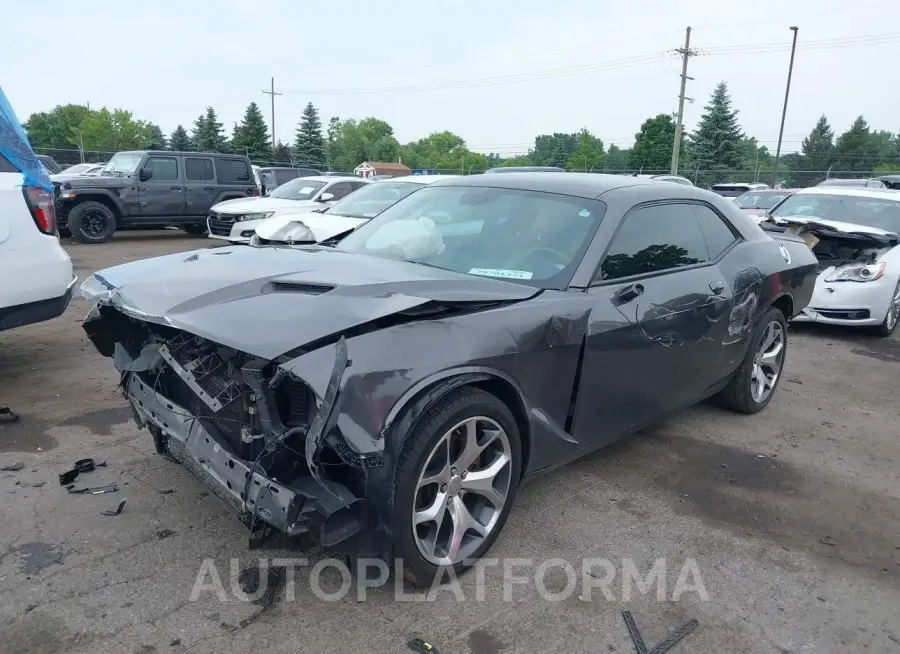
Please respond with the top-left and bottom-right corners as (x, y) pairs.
(671, 26), (697, 174)
(261, 77), (282, 150)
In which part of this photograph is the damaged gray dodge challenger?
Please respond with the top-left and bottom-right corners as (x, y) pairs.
(80, 173), (818, 585)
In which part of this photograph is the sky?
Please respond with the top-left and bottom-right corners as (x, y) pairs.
(3, 0), (897, 156)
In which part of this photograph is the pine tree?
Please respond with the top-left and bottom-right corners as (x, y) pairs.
(834, 116), (876, 173)
(169, 124), (192, 151)
(145, 123), (167, 150)
(191, 106), (227, 152)
(232, 102), (272, 163)
(274, 142), (293, 165)
(689, 82), (744, 183)
(796, 115), (834, 184)
(294, 103), (327, 169)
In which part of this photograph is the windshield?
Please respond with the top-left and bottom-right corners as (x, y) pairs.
(735, 191), (791, 210)
(64, 163), (92, 175)
(328, 181), (424, 218)
(268, 178), (326, 200)
(772, 193), (900, 233)
(102, 152), (143, 176)
(337, 186), (605, 288)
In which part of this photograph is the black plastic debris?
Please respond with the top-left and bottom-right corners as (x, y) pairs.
(58, 457), (107, 485)
(101, 498), (127, 516)
(67, 484), (118, 495)
(0, 407), (19, 423)
(407, 638), (438, 653)
(621, 610), (698, 654)
(1, 461), (24, 472)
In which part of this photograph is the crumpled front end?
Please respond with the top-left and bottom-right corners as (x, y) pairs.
(84, 302), (370, 549)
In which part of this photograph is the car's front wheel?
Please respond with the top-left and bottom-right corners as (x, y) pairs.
(718, 306), (788, 414)
(875, 279), (900, 337)
(393, 387), (521, 587)
(68, 201), (117, 244)
(180, 223), (208, 236)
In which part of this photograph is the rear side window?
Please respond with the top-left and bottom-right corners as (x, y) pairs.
(185, 158), (214, 181)
(147, 156), (178, 181)
(600, 203), (709, 281)
(215, 158), (251, 183)
(690, 204), (738, 259)
(275, 169), (300, 186)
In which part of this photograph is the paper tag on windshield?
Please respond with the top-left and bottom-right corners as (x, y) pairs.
(299, 187), (316, 194)
(469, 268), (533, 280)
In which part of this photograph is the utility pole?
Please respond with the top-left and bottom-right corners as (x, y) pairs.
(772, 26), (799, 188)
(262, 77), (282, 150)
(670, 26), (695, 175)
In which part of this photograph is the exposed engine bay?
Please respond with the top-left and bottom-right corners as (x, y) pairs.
(761, 219), (896, 270)
(84, 304), (369, 549)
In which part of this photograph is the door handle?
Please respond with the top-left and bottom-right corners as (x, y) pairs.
(170, 186), (182, 191)
(614, 282), (645, 305)
(709, 280), (726, 295)
(203, 186), (215, 191)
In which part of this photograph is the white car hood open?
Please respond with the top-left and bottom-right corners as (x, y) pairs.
(211, 196), (318, 215)
(255, 212), (367, 243)
(773, 214), (899, 241)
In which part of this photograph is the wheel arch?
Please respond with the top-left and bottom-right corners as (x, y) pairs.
(381, 367), (532, 477)
(770, 293), (794, 321)
(66, 192), (124, 226)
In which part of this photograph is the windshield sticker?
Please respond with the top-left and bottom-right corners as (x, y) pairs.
(469, 268), (533, 280)
(578, 209), (592, 217)
(299, 187), (316, 195)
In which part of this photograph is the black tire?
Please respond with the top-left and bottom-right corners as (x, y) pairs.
(717, 306), (788, 414)
(180, 223), (208, 236)
(874, 280), (900, 337)
(68, 201), (117, 244)
(393, 387), (522, 587)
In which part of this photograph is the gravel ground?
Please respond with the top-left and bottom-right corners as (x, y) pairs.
(0, 231), (898, 654)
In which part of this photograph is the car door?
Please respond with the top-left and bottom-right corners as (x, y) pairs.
(572, 201), (733, 446)
(183, 156), (217, 217)
(138, 155), (185, 216)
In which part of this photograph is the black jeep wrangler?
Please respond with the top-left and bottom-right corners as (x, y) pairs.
(54, 150), (258, 243)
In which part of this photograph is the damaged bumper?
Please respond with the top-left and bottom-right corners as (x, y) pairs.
(793, 272), (896, 326)
(126, 372), (367, 546)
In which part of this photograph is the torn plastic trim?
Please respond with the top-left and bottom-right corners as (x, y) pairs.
(125, 372), (366, 544)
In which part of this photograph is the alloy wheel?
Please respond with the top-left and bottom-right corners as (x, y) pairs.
(751, 320), (785, 403)
(412, 416), (512, 566)
(885, 281), (900, 331)
(82, 210), (109, 238)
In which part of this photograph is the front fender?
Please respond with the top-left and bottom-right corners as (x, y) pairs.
(62, 188), (127, 218)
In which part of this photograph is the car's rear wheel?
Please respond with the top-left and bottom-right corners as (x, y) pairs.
(718, 306), (787, 414)
(393, 387), (521, 587)
(68, 201), (117, 244)
(875, 280), (900, 337)
(180, 223), (208, 236)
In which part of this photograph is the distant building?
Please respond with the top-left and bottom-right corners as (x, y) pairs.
(354, 161), (412, 178)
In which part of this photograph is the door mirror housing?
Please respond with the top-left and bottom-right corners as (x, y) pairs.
(138, 168), (153, 182)
(318, 192), (334, 202)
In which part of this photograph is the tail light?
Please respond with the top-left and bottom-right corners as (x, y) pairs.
(22, 185), (56, 235)
(247, 186), (260, 196)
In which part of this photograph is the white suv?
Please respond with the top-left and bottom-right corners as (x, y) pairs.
(0, 91), (75, 332)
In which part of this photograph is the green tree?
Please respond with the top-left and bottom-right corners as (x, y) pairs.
(566, 129), (604, 171)
(834, 116), (877, 173)
(689, 82), (744, 183)
(24, 104), (92, 151)
(191, 106), (226, 152)
(532, 133), (577, 167)
(604, 144), (629, 172)
(328, 117), (400, 170)
(231, 102), (272, 163)
(326, 116), (342, 170)
(628, 114), (678, 172)
(76, 108), (153, 152)
(869, 129), (896, 168)
(794, 115), (834, 185)
(169, 124), (192, 151)
(294, 102), (327, 169)
(274, 142), (293, 165)
(145, 123), (167, 150)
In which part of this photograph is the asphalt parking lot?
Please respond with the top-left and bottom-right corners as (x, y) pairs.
(1, 231), (899, 654)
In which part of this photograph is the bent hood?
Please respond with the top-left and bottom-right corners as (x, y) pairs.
(255, 211), (366, 243)
(211, 196), (317, 215)
(773, 214), (900, 243)
(79, 246), (539, 359)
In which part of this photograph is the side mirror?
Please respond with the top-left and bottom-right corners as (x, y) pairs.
(138, 168), (153, 182)
(318, 192), (334, 202)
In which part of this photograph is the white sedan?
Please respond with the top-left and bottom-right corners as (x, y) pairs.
(206, 175), (368, 244)
(251, 175), (458, 246)
(767, 187), (900, 336)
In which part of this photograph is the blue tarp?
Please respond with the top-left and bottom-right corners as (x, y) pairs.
(0, 86), (51, 191)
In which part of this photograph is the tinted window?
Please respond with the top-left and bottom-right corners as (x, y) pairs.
(185, 158), (214, 181)
(147, 157), (178, 181)
(215, 158), (251, 183)
(275, 169), (300, 185)
(600, 203), (709, 281)
(327, 182), (353, 200)
(691, 204), (738, 259)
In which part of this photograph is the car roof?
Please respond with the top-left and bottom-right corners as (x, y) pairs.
(295, 175), (359, 182)
(383, 174), (458, 185)
(429, 172), (656, 199)
(793, 186), (900, 202)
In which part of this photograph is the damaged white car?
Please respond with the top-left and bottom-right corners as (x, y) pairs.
(250, 175), (458, 247)
(764, 187), (900, 336)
